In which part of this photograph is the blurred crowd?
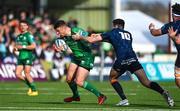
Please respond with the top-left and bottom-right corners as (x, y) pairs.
(0, 10), (115, 80)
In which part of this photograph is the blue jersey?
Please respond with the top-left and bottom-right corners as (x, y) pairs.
(161, 20), (180, 53)
(101, 28), (137, 63)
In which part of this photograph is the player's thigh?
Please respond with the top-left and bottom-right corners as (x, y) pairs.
(24, 65), (32, 75)
(67, 62), (78, 81)
(75, 66), (89, 86)
(15, 65), (24, 75)
(110, 61), (126, 81)
(128, 61), (150, 84)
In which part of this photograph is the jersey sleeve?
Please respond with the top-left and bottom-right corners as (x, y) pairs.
(71, 27), (89, 37)
(161, 23), (171, 34)
(27, 34), (35, 44)
(100, 32), (112, 41)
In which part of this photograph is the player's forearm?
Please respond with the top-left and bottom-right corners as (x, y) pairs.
(150, 29), (162, 36)
(24, 43), (36, 50)
(80, 36), (95, 43)
(66, 47), (73, 54)
(80, 34), (102, 43)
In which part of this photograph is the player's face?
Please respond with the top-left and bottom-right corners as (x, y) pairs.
(55, 26), (66, 37)
(172, 15), (180, 22)
(19, 22), (28, 33)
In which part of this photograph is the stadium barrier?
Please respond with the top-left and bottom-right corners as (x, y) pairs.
(0, 62), (175, 81)
(132, 62), (175, 81)
(0, 63), (47, 81)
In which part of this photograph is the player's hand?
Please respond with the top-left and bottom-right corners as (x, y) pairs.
(149, 23), (155, 30)
(168, 27), (177, 38)
(15, 45), (23, 49)
(13, 47), (18, 51)
(13, 47), (19, 56)
(91, 34), (99, 38)
(72, 34), (81, 40)
(53, 44), (64, 52)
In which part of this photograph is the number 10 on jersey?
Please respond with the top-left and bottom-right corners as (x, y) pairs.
(119, 32), (131, 40)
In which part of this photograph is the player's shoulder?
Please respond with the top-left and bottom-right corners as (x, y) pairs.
(17, 33), (22, 37)
(25, 32), (34, 38)
(117, 28), (131, 35)
(163, 22), (173, 27)
(71, 27), (83, 32)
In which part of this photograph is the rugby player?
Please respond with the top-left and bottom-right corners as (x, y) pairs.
(73, 19), (174, 107)
(53, 20), (107, 105)
(14, 20), (38, 96)
(149, 3), (180, 88)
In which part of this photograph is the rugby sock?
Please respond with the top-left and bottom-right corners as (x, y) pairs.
(150, 82), (164, 94)
(83, 81), (101, 97)
(22, 78), (31, 88)
(29, 82), (37, 91)
(111, 81), (127, 100)
(68, 81), (80, 98)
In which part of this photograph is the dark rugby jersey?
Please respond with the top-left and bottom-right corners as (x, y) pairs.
(101, 28), (137, 63)
(161, 20), (180, 53)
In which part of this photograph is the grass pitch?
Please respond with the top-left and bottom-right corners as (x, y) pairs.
(0, 81), (180, 111)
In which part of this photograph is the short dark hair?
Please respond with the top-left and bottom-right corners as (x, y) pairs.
(19, 20), (29, 25)
(54, 20), (66, 29)
(172, 3), (180, 15)
(113, 19), (125, 29)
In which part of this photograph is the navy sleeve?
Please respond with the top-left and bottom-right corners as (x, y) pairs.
(100, 32), (112, 41)
(161, 23), (171, 34)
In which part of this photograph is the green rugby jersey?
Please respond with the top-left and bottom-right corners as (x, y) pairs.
(63, 27), (92, 58)
(16, 32), (35, 60)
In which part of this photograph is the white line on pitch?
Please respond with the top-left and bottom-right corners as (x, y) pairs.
(0, 106), (176, 111)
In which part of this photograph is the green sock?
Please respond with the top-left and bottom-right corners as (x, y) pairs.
(83, 81), (101, 97)
(29, 82), (37, 91)
(22, 78), (31, 88)
(68, 81), (79, 98)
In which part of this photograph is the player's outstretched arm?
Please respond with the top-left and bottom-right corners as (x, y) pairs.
(72, 34), (103, 43)
(168, 27), (180, 44)
(149, 23), (162, 36)
(25, 43), (36, 50)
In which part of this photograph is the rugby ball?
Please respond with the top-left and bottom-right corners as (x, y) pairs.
(54, 39), (68, 51)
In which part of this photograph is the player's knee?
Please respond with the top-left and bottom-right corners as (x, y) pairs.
(66, 77), (73, 83)
(66, 79), (72, 84)
(75, 80), (84, 87)
(15, 73), (21, 79)
(110, 78), (118, 84)
(177, 84), (180, 88)
(175, 73), (180, 88)
(109, 75), (116, 82)
(24, 73), (31, 77)
(141, 81), (151, 88)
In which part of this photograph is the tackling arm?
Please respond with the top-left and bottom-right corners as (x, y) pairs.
(72, 34), (103, 43)
(149, 23), (162, 36)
